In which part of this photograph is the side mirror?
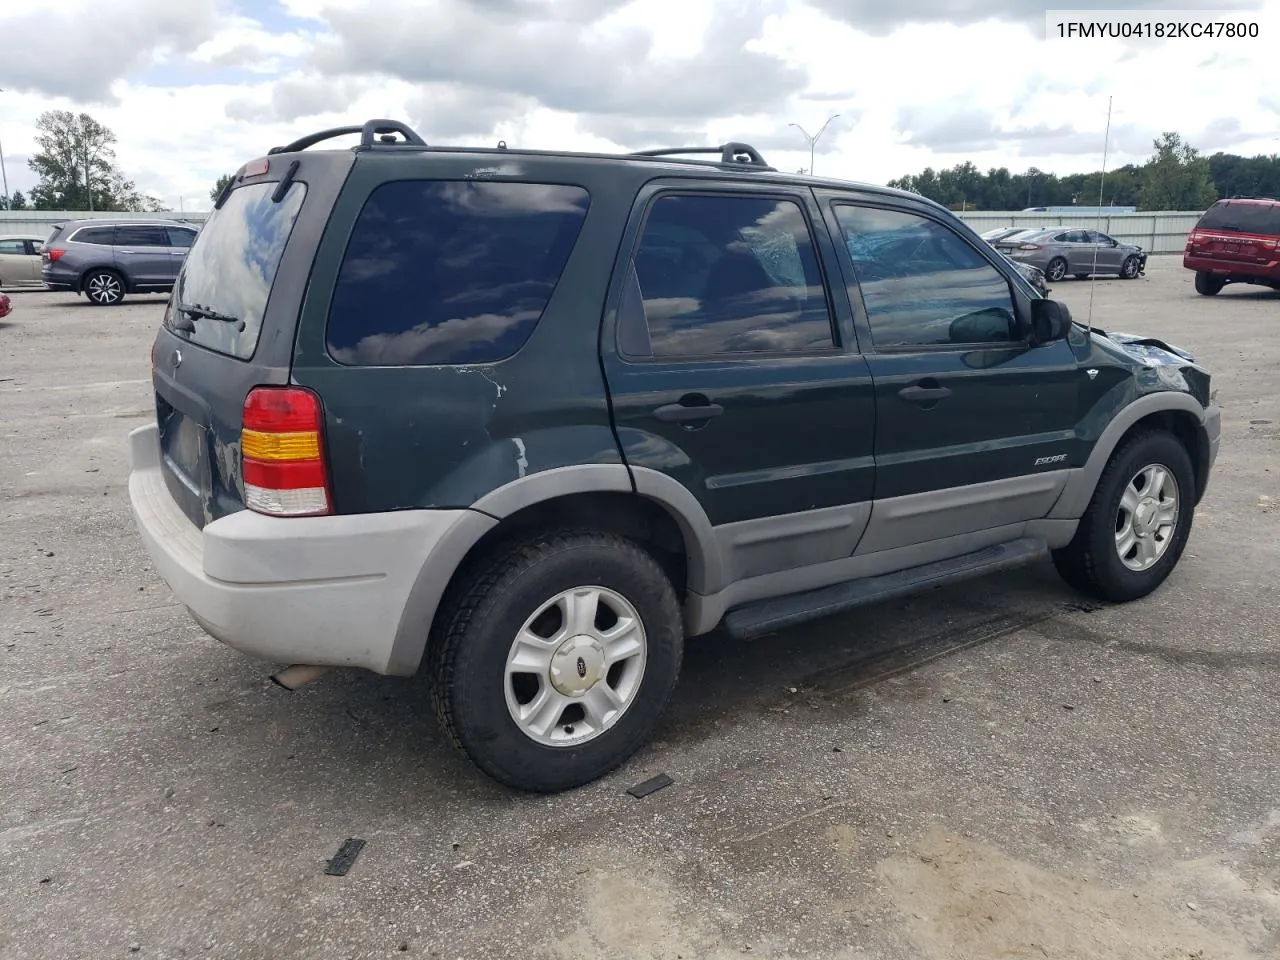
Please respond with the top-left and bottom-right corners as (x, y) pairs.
(1029, 298), (1072, 345)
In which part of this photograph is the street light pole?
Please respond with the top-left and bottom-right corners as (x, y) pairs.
(84, 116), (93, 213)
(789, 114), (841, 176)
(0, 87), (10, 210)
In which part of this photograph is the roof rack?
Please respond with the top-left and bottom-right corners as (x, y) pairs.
(630, 142), (772, 169)
(261, 119), (774, 172)
(268, 119), (427, 155)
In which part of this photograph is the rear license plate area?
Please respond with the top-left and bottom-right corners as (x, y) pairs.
(157, 396), (206, 495)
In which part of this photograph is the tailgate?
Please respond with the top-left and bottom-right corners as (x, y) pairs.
(148, 150), (354, 529)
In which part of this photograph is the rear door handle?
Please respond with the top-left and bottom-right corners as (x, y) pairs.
(898, 384), (952, 402)
(653, 401), (724, 423)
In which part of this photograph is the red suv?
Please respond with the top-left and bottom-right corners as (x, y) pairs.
(1184, 197), (1280, 295)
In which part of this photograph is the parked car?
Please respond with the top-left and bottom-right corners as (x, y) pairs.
(41, 219), (200, 305)
(0, 290), (11, 319)
(980, 226), (1034, 244)
(127, 120), (1221, 793)
(995, 227), (1146, 282)
(0, 234), (47, 288)
(1183, 197), (1280, 295)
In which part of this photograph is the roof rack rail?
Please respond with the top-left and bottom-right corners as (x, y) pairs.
(268, 119), (427, 155)
(630, 142), (772, 169)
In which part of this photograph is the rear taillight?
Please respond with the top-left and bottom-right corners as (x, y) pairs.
(1017, 243), (1041, 250)
(241, 386), (332, 517)
(46, 248), (65, 262)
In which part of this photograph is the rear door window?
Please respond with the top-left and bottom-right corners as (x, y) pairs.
(163, 181), (307, 360)
(619, 193), (835, 358)
(114, 225), (169, 247)
(326, 181), (590, 366)
(166, 227), (197, 248)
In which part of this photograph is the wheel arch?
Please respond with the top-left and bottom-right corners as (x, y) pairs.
(78, 263), (129, 294)
(389, 465), (722, 676)
(1050, 392), (1211, 519)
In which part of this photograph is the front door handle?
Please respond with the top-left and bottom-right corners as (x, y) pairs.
(898, 383), (952, 403)
(653, 400), (724, 423)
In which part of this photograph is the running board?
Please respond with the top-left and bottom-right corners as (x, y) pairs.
(722, 537), (1047, 640)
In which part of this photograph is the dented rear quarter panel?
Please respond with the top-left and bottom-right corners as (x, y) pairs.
(289, 151), (650, 513)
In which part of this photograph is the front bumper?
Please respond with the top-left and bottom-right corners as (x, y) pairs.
(1206, 402), (1222, 472)
(127, 423), (478, 675)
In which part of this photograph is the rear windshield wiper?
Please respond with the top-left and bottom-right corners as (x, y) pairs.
(177, 302), (246, 331)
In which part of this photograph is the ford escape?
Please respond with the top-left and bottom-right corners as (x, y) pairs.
(129, 120), (1221, 793)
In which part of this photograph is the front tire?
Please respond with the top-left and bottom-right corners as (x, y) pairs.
(1052, 431), (1196, 603)
(1120, 255), (1141, 279)
(83, 269), (125, 305)
(1194, 271), (1225, 296)
(1046, 258), (1068, 282)
(431, 530), (683, 793)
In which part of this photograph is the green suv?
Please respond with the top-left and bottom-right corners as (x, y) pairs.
(128, 120), (1221, 792)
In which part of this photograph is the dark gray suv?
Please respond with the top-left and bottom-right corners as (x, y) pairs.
(42, 218), (200, 305)
(128, 119), (1218, 792)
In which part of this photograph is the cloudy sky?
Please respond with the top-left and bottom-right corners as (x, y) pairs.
(1, 0), (1277, 209)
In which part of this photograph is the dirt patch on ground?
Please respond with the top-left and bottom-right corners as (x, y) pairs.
(877, 826), (1274, 960)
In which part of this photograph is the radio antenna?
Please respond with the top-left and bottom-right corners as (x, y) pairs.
(1086, 95), (1113, 337)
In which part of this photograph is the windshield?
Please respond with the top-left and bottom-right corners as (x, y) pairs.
(1196, 201), (1280, 236)
(164, 181), (307, 360)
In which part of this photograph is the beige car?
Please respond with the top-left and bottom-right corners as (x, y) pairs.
(0, 235), (48, 288)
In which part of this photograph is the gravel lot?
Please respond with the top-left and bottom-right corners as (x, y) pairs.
(1, 257), (1277, 960)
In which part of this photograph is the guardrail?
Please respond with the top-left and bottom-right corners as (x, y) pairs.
(1, 208), (1204, 255)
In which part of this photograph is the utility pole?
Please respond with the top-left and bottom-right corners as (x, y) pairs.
(789, 114), (841, 177)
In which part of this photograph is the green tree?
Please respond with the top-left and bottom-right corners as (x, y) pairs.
(1, 190), (26, 210)
(1137, 133), (1217, 211)
(27, 110), (158, 212)
(210, 173), (235, 203)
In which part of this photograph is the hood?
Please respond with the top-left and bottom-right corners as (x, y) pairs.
(1100, 330), (1196, 364)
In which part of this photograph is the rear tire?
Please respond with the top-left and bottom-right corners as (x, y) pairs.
(1052, 431), (1196, 603)
(1046, 258), (1068, 282)
(83, 269), (125, 305)
(1194, 271), (1225, 296)
(431, 530), (683, 793)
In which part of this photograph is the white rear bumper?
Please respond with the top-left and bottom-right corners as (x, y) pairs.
(127, 423), (476, 674)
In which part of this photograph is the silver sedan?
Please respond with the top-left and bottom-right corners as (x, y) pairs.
(994, 227), (1146, 282)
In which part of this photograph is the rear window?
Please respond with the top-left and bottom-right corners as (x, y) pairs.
(325, 180), (590, 366)
(163, 181), (306, 360)
(1196, 201), (1280, 236)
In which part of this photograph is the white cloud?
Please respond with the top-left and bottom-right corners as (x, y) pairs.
(0, 0), (1276, 209)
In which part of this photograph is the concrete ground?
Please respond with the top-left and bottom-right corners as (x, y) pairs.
(0, 257), (1277, 960)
